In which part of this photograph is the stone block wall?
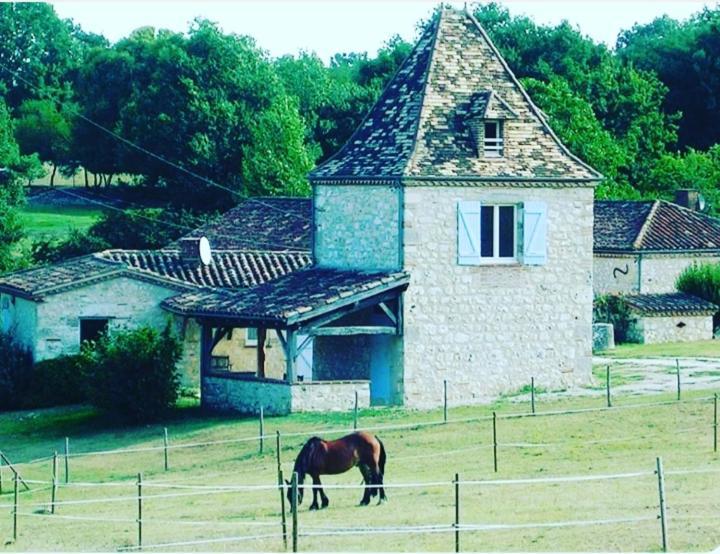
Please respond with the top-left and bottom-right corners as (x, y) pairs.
(593, 255), (639, 295)
(202, 373), (370, 415)
(629, 314), (713, 344)
(402, 185), (594, 408)
(314, 184), (402, 271)
(640, 254), (720, 294)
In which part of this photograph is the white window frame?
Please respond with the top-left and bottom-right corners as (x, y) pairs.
(483, 120), (504, 158)
(481, 204), (517, 263)
(245, 327), (258, 347)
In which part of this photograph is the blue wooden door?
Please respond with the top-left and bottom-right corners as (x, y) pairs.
(370, 335), (392, 405)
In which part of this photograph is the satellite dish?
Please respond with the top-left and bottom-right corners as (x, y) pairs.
(199, 236), (212, 265)
(698, 194), (707, 212)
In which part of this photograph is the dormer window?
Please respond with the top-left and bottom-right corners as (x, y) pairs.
(483, 120), (503, 157)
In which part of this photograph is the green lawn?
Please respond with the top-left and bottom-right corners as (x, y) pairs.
(598, 339), (720, 358)
(19, 206), (103, 240)
(1, 390), (719, 552)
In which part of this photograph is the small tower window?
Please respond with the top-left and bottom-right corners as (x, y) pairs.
(484, 120), (503, 157)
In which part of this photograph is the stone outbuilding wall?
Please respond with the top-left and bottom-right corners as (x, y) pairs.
(628, 314), (713, 344)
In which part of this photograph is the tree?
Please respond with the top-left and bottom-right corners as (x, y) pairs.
(14, 99), (74, 185)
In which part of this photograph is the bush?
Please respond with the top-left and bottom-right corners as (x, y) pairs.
(0, 332), (33, 410)
(84, 323), (182, 423)
(676, 262), (720, 328)
(29, 355), (89, 408)
(593, 294), (637, 343)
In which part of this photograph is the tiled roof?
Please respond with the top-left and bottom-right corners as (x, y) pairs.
(0, 249), (312, 300)
(179, 197), (311, 252)
(623, 293), (718, 316)
(99, 250), (311, 289)
(595, 200), (720, 252)
(161, 268), (410, 325)
(310, 8), (600, 183)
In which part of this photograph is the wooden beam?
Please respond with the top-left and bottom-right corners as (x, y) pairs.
(378, 302), (397, 325)
(297, 334), (313, 354)
(256, 328), (267, 379)
(297, 290), (404, 333)
(211, 327), (230, 350)
(397, 293), (404, 336)
(308, 326), (397, 336)
(200, 324), (213, 377)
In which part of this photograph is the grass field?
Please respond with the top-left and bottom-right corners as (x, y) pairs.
(598, 340), (720, 359)
(1, 389), (719, 552)
(19, 206), (103, 240)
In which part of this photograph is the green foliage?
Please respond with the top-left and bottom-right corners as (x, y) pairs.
(32, 229), (110, 265)
(0, 331), (33, 411)
(84, 324), (182, 422)
(676, 262), (720, 328)
(593, 295), (637, 343)
(28, 355), (89, 408)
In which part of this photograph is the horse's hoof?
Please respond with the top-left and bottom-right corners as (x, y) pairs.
(309, 505), (319, 511)
(377, 497), (388, 505)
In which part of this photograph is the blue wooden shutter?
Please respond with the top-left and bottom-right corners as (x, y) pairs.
(457, 200), (481, 265)
(522, 201), (548, 265)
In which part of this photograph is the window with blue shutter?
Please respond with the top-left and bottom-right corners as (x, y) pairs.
(522, 201), (548, 266)
(457, 200), (481, 265)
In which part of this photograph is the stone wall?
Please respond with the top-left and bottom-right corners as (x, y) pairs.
(629, 314), (713, 344)
(640, 254), (720, 294)
(402, 185), (594, 408)
(314, 184), (402, 271)
(202, 373), (370, 415)
(593, 255), (639, 295)
(313, 336), (370, 380)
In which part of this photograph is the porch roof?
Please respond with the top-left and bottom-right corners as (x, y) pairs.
(161, 267), (410, 327)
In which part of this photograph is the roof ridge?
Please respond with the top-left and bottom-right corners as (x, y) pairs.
(463, 8), (603, 182)
(403, 8), (445, 175)
(632, 199), (660, 250)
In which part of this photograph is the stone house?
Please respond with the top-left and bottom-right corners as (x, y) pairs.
(163, 7), (601, 412)
(594, 193), (720, 342)
(0, 198), (312, 387)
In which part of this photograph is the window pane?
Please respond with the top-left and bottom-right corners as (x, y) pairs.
(498, 206), (515, 257)
(484, 122), (497, 139)
(481, 206), (494, 257)
(246, 327), (258, 341)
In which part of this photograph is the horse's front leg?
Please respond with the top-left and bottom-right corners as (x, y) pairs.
(309, 474), (320, 510)
(317, 476), (329, 509)
(358, 464), (372, 506)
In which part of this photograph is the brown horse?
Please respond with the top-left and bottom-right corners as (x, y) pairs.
(285, 431), (387, 510)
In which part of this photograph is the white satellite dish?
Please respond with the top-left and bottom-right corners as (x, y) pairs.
(698, 194), (707, 212)
(199, 236), (212, 266)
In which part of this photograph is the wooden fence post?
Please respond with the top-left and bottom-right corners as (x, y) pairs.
(278, 469), (288, 550)
(163, 428), (169, 471)
(64, 437), (70, 484)
(51, 452), (58, 515)
(353, 391), (359, 430)
(606, 366), (612, 408)
(259, 407), (265, 455)
(12, 472), (18, 542)
(291, 472), (298, 553)
(137, 472), (143, 550)
(276, 431), (282, 478)
(676, 359), (681, 401)
(656, 457), (668, 552)
(492, 412), (498, 473)
(444, 380), (448, 423)
(714, 393), (718, 454)
(530, 377), (536, 415)
(454, 473), (460, 553)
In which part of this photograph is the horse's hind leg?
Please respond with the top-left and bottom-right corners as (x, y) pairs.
(358, 464), (372, 506)
(317, 476), (329, 509)
(376, 471), (387, 504)
(309, 474), (321, 511)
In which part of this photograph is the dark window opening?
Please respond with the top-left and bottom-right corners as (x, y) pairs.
(483, 121), (504, 157)
(80, 318), (109, 344)
(481, 206), (494, 257)
(498, 206), (515, 257)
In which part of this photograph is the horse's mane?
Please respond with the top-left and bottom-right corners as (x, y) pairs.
(293, 436), (322, 476)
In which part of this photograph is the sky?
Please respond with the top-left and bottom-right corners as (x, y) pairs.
(52, 1), (717, 62)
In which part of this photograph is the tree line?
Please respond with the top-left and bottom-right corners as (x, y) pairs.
(2, 3), (720, 270)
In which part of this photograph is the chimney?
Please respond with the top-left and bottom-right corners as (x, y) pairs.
(178, 236), (212, 266)
(674, 189), (701, 211)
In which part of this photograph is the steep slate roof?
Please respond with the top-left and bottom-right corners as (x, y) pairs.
(162, 268), (410, 325)
(0, 249), (312, 300)
(595, 200), (720, 253)
(178, 197), (311, 252)
(310, 8), (600, 183)
(624, 293), (718, 316)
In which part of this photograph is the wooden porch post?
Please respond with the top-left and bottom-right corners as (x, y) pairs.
(257, 327), (267, 378)
(200, 323), (213, 376)
(285, 329), (297, 384)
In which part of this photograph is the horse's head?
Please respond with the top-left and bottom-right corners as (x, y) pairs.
(285, 478), (304, 508)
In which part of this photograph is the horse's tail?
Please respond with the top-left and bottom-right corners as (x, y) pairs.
(378, 437), (387, 476)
